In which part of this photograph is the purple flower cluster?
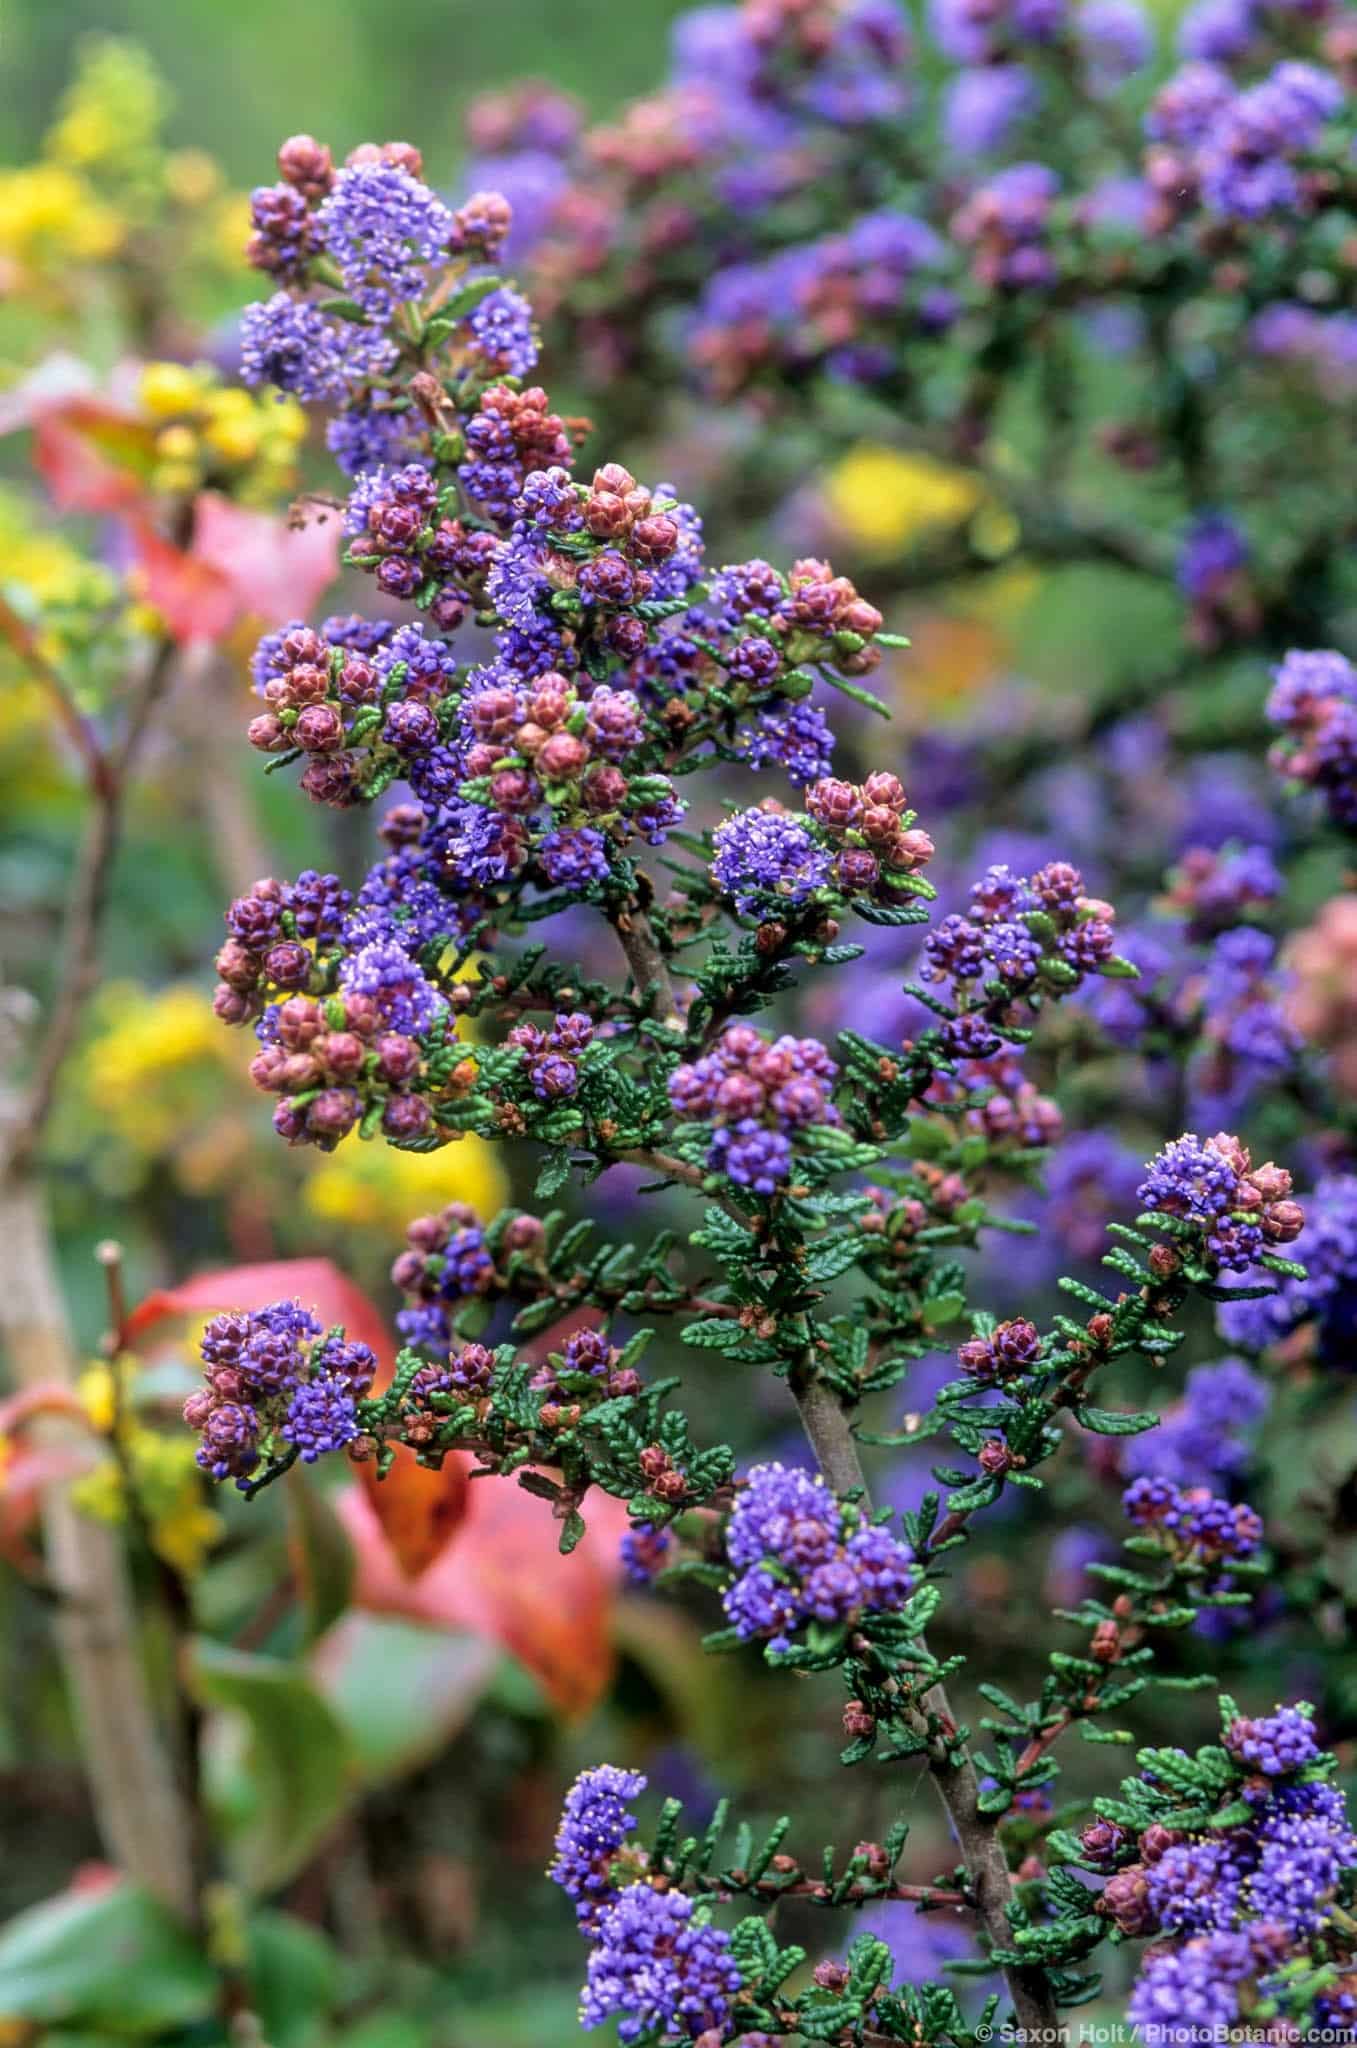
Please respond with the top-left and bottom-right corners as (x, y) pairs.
(691, 209), (951, 394)
(580, 1885), (743, 2044)
(549, 1763), (647, 1931)
(315, 154), (455, 318)
(721, 1462), (915, 1653)
(243, 618), (460, 811)
(711, 807), (831, 919)
(1121, 1474), (1263, 1564)
(550, 1766), (744, 2042)
(951, 163), (1060, 290)
(1188, 926), (1300, 1127)
(919, 859), (1119, 1007)
(620, 1522), (674, 1586)
(1224, 1703), (1322, 1778)
(240, 292), (395, 401)
(1137, 1130), (1303, 1270)
(1197, 61), (1343, 217)
(1267, 646), (1357, 827)
(391, 1201), (504, 1353)
(506, 1011), (595, 1101)
(1162, 841), (1282, 938)
(1097, 1710), (1356, 2038)
(185, 1302), (375, 1485)
(1123, 1356), (1268, 1491)
(668, 1026), (841, 1194)
(1146, 57), (1345, 225)
(216, 869), (459, 1153)
(1216, 1172), (1357, 1357)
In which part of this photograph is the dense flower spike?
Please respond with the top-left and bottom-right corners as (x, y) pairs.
(1137, 1131), (1303, 1271)
(721, 1462), (914, 1653)
(1102, 1714), (1357, 2038)
(549, 1764), (647, 1931)
(183, 105), (1354, 2042)
(581, 1885), (743, 2043)
(186, 1302), (375, 1485)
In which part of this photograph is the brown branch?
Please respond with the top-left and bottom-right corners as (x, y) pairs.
(6, 635), (179, 1174)
(697, 1875), (970, 1910)
(0, 625), (195, 1916)
(0, 591), (111, 798)
(607, 904), (682, 1029)
(787, 1368), (1060, 2034)
(0, 1101), (197, 1917)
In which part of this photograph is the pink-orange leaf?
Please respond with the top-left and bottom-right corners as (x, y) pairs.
(130, 518), (239, 646)
(337, 1475), (629, 1720)
(190, 492), (341, 635)
(358, 1446), (472, 1581)
(125, 1258), (392, 1373)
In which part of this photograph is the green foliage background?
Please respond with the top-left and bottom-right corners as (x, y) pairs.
(0, 1), (691, 186)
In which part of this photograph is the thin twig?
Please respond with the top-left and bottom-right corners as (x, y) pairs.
(6, 636), (179, 1174)
(607, 903), (683, 1029)
(788, 1366), (1060, 2033)
(0, 590), (111, 798)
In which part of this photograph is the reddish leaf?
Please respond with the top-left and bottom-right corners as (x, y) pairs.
(0, 1385), (92, 1435)
(130, 518), (239, 646)
(336, 1475), (629, 1719)
(126, 1258), (392, 1372)
(358, 1448), (472, 1581)
(0, 1444), (98, 1567)
(34, 411), (153, 517)
(190, 492), (341, 634)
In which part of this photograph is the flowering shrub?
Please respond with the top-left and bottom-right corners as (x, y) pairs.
(154, 105), (1357, 2044)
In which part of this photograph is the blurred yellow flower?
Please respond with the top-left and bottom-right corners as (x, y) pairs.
(82, 983), (238, 1155)
(46, 39), (169, 184)
(140, 362), (207, 418)
(137, 363), (306, 501)
(825, 444), (986, 556)
(76, 1364), (118, 1437)
(73, 1423), (223, 1579)
(303, 1131), (509, 1236)
(0, 162), (122, 273)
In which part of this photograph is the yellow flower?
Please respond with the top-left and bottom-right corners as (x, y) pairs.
(201, 397), (262, 468)
(81, 983), (232, 1153)
(46, 39), (169, 180)
(77, 1364), (117, 1436)
(141, 361), (206, 418)
(825, 444), (986, 556)
(0, 163), (123, 272)
(72, 1426), (223, 1578)
(303, 1131), (509, 1238)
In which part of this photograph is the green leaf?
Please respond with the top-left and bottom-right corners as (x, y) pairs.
(682, 1317), (747, 1352)
(195, 1641), (356, 1891)
(1074, 1406), (1161, 1437)
(0, 1881), (214, 2032)
(534, 1151), (571, 1199)
(443, 274), (507, 316)
(248, 1911), (341, 2047)
(311, 1614), (495, 1785)
(804, 1235), (864, 1283)
(287, 1468), (355, 1645)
